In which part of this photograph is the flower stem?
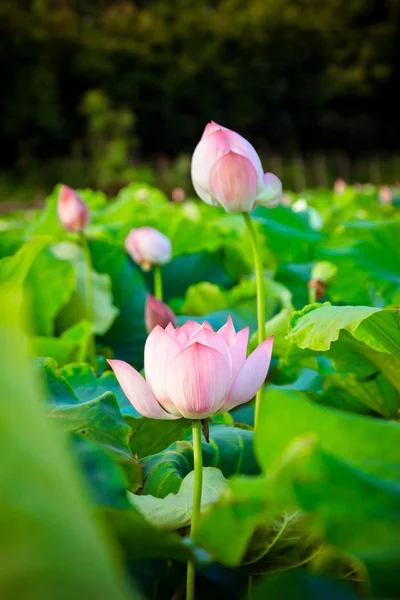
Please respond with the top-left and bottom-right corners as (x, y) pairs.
(242, 212), (266, 431)
(79, 232), (97, 369)
(308, 285), (317, 304)
(153, 264), (163, 300)
(186, 420), (203, 600)
(247, 575), (253, 600)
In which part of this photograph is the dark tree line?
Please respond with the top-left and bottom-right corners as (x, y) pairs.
(1, 0), (399, 172)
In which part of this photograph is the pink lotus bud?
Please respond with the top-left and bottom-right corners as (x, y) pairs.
(125, 227), (172, 271)
(379, 185), (392, 205)
(145, 294), (176, 333)
(191, 121), (282, 213)
(171, 187), (186, 203)
(107, 316), (273, 420)
(333, 178), (347, 194)
(57, 185), (90, 232)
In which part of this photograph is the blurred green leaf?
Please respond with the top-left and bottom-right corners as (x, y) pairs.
(88, 239), (148, 366)
(256, 388), (400, 476)
(238, 511), (319, 575)
(251, 572), (360, 600)
(53, 242), (119, 336)
(0, 235), (50, 310)
(0, 293), (133, 599)
(29, 320), (92, 365)
(253, 206), (321, 263)
(319, 220), (400, 305)
(25, 248), (76, 335)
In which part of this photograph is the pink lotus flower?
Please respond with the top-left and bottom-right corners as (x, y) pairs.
(125, 227), (172, 271)
(57, 185), (90, 232)
(108, 317), (273, 420)
(172, 187), (186, 203)
(145, 294), (176, 333)
(191, 122), (282, 213)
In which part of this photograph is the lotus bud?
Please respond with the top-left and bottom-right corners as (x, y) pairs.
(191, 121), (282, 213)
(311, 261), (338, 287)
(145, 294), (176, 333)
(307, 279), (326, 301)
(309, 261), (338, 300)
(379, 185), (392, 205)
(125, 227), (172, 271)
(57, 185), (90, 232)
(172, 187), (186, 203)
(108, 317), (273, 420)
(333, 178), (347, 195)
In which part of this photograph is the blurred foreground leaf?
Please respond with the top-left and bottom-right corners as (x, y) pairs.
(0, 294), (134, 599)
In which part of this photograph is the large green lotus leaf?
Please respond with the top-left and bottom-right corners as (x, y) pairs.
(70, 435), (131, 510)
(288, 304), (400, 356)
(286, 305), (400, 417)
(318, 219), (400, 305)
(53, 242), (119, 336)
(141, 425), (260, 498)
(25, 248), (76, 336)
(103, 508), (198, 563)
(155, 251), (233, 302)
(237, 510), (319, 576)
(252, 572), (360, 600)
(284, 326), (400, 419)
(38, 358), (141, 490)
(0, 235), (50, 310)
(295, 450), (400, 557)
(87, 239), (148, 366)
(194, 436), (316, 566)
(128, 467), (227, 531)
(256, 388), (400, 475)
(288, 304), (379, 351)
(60, 363), (140, 417)
(0, 294), (133, 599)
(316, 371), (399, 418)
(29, 320), (92, 366)
(252, 205), (321, 263)
(127, 417), (191, 458)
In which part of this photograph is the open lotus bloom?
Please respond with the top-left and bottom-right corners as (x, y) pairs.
(125, 227), (172, 271)
(191, 121), (282, 213)
(108, 317), (273, 420)
(57, 184), (90, 232)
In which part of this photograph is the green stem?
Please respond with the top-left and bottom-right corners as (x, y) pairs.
(247, 575), (253, 600)
(79, 232), (97, 369)
(186, 421), (203, 600)
(242, 212), (266, 430)
(153, 265), (163, 301)
(308, 285), (317, 304)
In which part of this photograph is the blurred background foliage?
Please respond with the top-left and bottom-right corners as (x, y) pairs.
(0, 0), (399, 200)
